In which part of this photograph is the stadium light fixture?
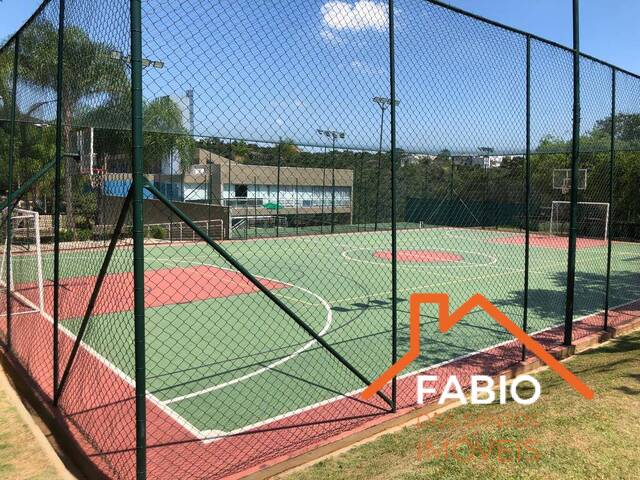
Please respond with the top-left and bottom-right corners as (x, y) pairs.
(317, 129), (345, 234)
(110, 50), (164, 69)
(317, 129), (345, 140)
(372, 96), (399, 231)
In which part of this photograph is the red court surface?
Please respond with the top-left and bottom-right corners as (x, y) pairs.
(17, 265), (287, 321)
(374, 249), (464, 263)
(492, 234), (607, 249)
(3, 288), (637, 479)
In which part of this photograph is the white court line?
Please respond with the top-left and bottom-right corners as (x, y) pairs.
(196, 296), (640, 441)
(4, 288), (207, 441)
(153, 259), (334, 406)
(142, 235), (639, 437)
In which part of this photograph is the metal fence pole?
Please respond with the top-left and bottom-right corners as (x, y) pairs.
(130, 0), (147, 478)
(449, 157), (454, 200)
(564, 0), (581, 346)
(522, 34), (531, 361)
(53, 0), (66, 400)
(253, 176), (258, 237)
(276, 142), (281, 237)
(330, 137), (336, 234)
(374, 110), (385, 232)
(389, 0), (398, 412)
(207, 153), (212, 237)
(604, 67), (616, 330)
(356, 153), (364, 231)
(5, 33), (20, 351)
(320, 148), (326, 234)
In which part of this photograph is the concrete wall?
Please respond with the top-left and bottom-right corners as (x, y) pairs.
(102, 195), (230, 239)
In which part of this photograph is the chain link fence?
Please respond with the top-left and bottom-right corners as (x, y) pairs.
(0, 0), (639, 478)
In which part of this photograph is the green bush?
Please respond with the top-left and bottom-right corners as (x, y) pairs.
(147, 224), (168, 240)
(59, 228), (93, 242)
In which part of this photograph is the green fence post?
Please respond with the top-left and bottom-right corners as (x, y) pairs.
(321, 147), (326, 234)
(296, 177), (299, 236)
(130, 0), (147, 478)
(449, 157), (454, 200)
(5, 33), (20, 351)
(356, 153), (363, 231)
(207, 152), (212, 237)
(330, 137), (336, 234)
(276, 141), (281, 237)
(253, 176), (258, 237)
(53, 0), (66, 400)
(604, 67), (616, 330)
(522, 34), (531, 361)
(389, 0), (398, 412)
(564, 0), (581, 346)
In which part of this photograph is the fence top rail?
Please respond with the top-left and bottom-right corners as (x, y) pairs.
(0, 0), (53, 56)
(0, 0), (639, 85)
(424, 0), (640, 80)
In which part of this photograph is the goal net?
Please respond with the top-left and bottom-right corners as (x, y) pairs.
(0, 208), (46, 317)
(231, 215), (287, 237)
(550, 201), (610, 240)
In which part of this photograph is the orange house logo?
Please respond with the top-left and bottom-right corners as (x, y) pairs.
(362, 293), (594, 401)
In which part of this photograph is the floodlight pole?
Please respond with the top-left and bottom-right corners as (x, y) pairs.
(564, 0), (580, 346)
(317, 129), (345, 233)
(372, 97), (399, 231)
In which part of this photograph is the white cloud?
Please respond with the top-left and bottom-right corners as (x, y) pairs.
(321, 1), (388, 31)
(319, 29), (337, 42)
(350, 59), (385, 76)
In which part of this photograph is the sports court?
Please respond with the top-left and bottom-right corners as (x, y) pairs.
(5, 225), (639, 437)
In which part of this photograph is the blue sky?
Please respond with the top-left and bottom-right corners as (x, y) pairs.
(3, 0), (638, 73)
(2, 0), (639, 153)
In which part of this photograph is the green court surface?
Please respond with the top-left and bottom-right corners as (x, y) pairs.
(48, 227), (639, 435)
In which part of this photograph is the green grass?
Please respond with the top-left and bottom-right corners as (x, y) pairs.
(283, 330), (640, 480)
(13, 227), (640, 434)
(0, 374), (63, 480)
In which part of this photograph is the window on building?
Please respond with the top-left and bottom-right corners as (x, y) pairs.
(235, 184), (248, 197)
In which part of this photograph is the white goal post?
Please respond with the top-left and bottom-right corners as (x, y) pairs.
(0, 208), (45, 316)
(550, 201), (610, 240)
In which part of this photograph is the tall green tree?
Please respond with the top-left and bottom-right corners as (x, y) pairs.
(19, 21), (128, 235)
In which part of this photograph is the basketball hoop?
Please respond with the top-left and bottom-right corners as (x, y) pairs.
(561, 177), (571, 195)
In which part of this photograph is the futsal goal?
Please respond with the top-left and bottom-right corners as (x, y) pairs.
(549, 201), (610, 240)
(0, 208), (45, 317)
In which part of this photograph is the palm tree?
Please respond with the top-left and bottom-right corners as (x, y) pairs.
(143, 96), (194, 174)
(19, 21), (128, 236)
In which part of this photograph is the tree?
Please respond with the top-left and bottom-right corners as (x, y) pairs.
(231, 140), (249, 161)
(279, 138), (299, 160)
(592, 113), (640, 147)
(19, 21), (128, 236)
(143, 96), (195, 174)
